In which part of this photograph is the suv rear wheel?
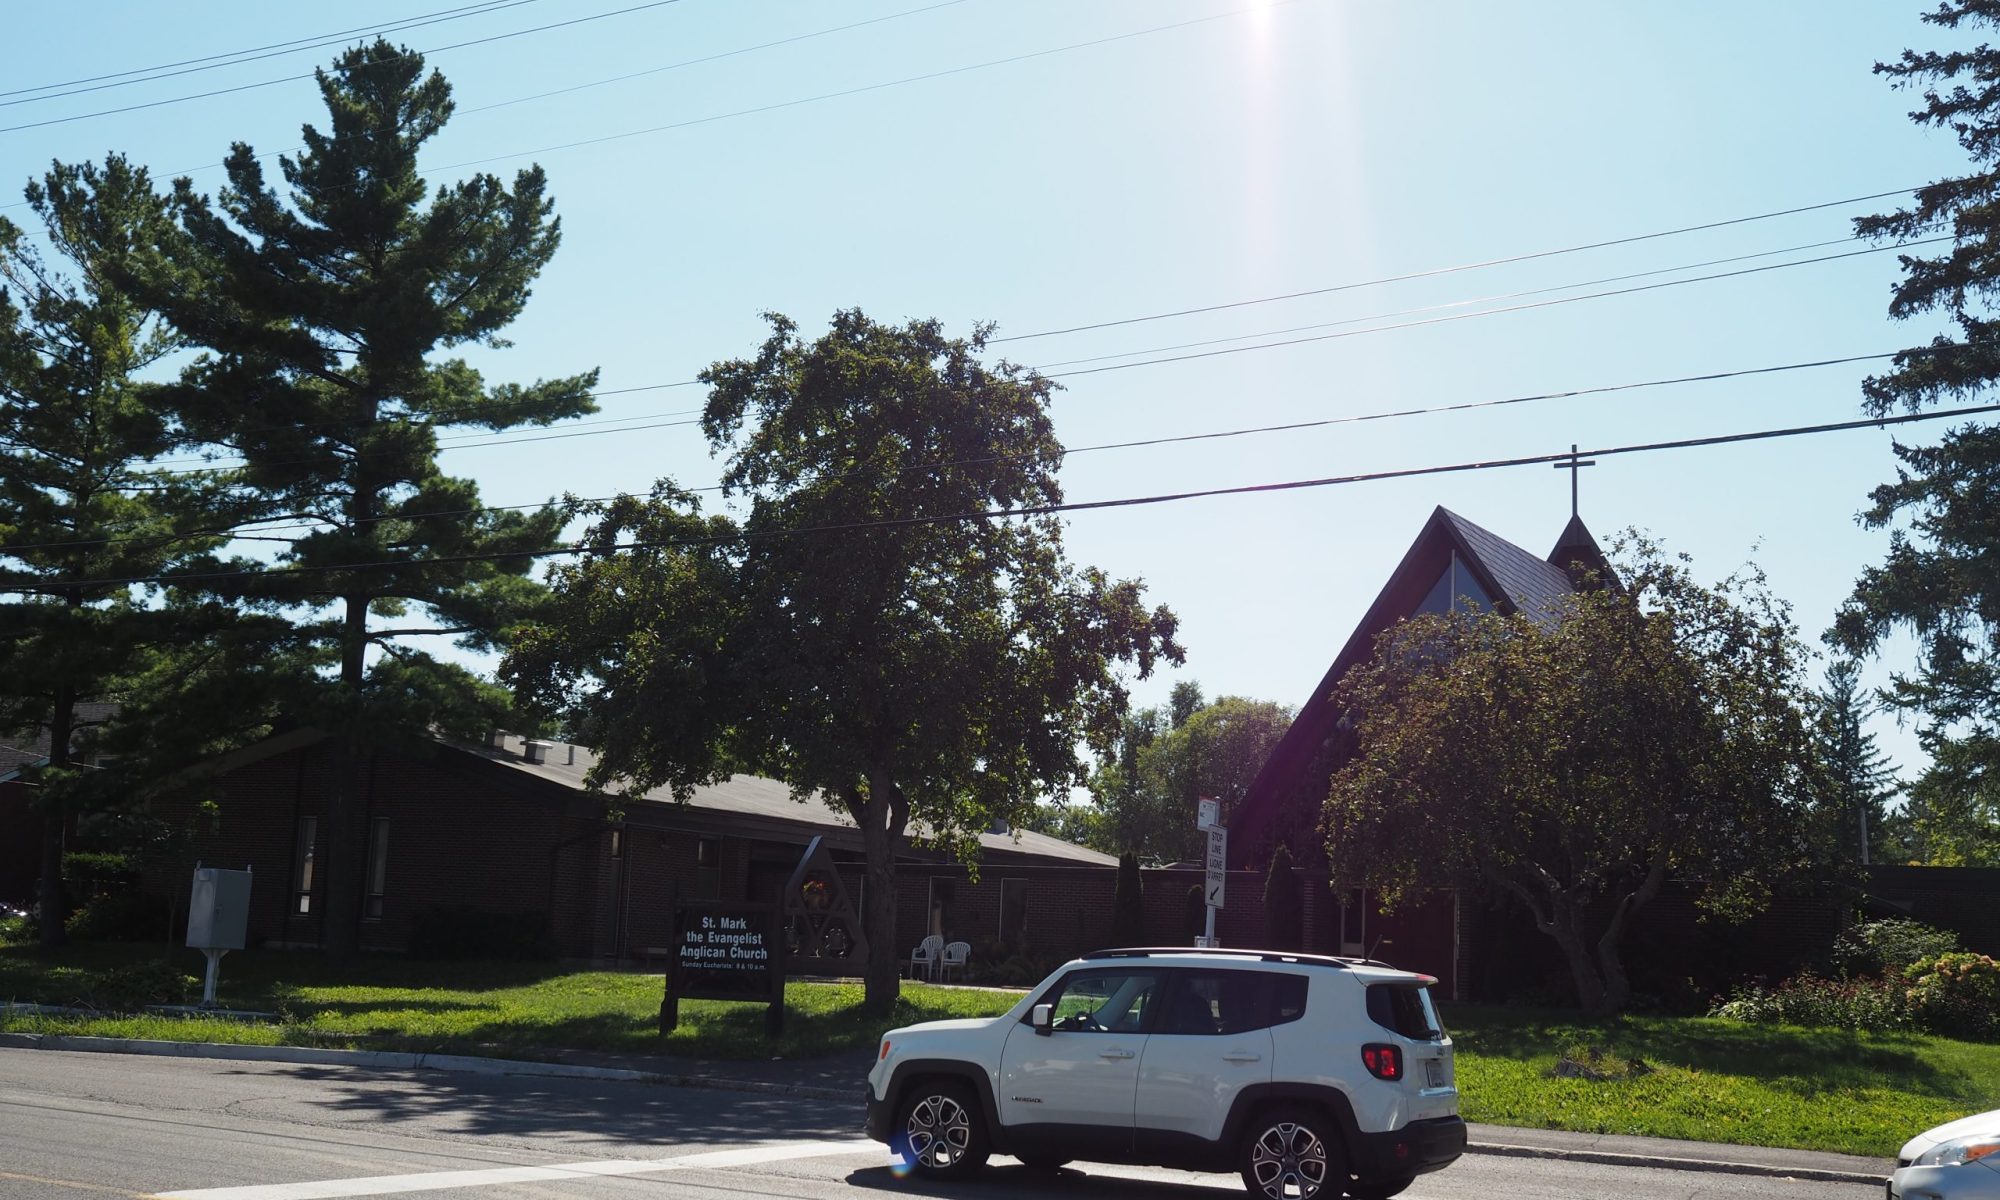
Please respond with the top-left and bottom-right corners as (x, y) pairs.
(1238, 1107), (1342, 1200)
(895, 1079), (989, 1178)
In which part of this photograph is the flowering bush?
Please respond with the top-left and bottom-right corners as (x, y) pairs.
(1709, 972), (1914, 1032)
(1903, 952), (2000, 1037)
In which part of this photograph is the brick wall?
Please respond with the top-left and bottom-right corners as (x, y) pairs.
(0, 781), (41, 906)
(142, 740), (607, 955)
(1868, 866), (2000, 955)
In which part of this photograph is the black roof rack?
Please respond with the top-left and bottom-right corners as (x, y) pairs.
(1081, 947), (1362, 969)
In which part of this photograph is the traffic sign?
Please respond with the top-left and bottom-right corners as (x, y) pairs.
(1197, 797), (1220, 831)
(1204, 826), (1227, 910)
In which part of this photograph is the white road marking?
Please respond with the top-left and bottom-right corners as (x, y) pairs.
(156, 1138), (881, 1200)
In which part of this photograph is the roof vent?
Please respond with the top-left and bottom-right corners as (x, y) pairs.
(565, 744), (577, 766)
(523, 741), (549, 764)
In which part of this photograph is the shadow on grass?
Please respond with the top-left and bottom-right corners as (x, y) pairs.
(1441, 1002), (1971, 1100)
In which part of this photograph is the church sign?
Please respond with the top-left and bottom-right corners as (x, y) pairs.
(660, 900), (785, 1036)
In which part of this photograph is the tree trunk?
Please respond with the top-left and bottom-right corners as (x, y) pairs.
(35, 680), (77, 950)
(853, 773), (909, 1015)
(1548, 909), (1608, 1014)
(319, 594), (372, 964)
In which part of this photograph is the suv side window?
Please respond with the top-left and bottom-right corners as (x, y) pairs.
(1036, 970), (1161, 1034)
(1157, 970), (1311, 1036)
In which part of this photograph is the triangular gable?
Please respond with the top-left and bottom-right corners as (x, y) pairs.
(1229, 507), (1581, 867)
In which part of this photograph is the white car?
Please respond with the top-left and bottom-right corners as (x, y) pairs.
(1893, 1110), (2000, 1198)
(864, 947), (1464, 1200)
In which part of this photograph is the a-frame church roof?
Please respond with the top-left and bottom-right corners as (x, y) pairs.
(1228, 506), (1607, 866)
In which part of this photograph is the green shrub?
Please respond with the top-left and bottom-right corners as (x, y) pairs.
(1710, 972), (1915, 1032)
(1832, 919), (1961, 978)
(78, 960), (200, 1011)
(65, 890), (167, 941)
(408, 907), (555, 961)
(1904, 952), (2000, 1037)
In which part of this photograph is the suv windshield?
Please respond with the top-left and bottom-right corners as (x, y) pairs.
(1366, 983), (1444, 1040)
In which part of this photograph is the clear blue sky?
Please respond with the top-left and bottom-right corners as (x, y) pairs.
(2, 1), (1969, 783)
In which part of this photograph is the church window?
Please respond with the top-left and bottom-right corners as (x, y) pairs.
(1416, 552), (1493, 616)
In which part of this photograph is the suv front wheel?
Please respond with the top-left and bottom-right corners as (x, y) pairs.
(1238, 1107), (1343, 1200)
(895, 1079), (990, 1178)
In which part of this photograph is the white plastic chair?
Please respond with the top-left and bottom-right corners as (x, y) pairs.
(910, 934), (944, 981)
(941, 940), (970, 982)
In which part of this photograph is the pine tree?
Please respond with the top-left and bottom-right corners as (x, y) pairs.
(1816, 659), (1901, 865)
(143, 42), (598, 959)
(0, 157), (244, 947)
(1833, 3), (2000, 779)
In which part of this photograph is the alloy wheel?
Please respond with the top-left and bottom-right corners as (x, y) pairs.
(1248, 1121), (1330, 1200)
(904, 1093), (973, 1170)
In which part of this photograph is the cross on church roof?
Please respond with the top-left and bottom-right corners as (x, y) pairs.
(1552, 443), (1595, 519)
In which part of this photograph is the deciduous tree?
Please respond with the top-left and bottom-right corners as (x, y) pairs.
(505, 310), (1180, 1011)
(1325, 541), (1821, 1014)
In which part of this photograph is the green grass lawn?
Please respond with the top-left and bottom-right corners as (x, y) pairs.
(0, 941), (1018, 1061)
(4, 943), (1992, 1158)
(1444, 1002), (1999, 1159)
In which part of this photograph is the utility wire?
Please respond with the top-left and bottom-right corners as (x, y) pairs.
(0, 0), (545, 107)
(136, 233), (1945, 480)
(1044, 237), (1951, 379)
(0, 0), (970, 214)
(14, 400), (1994, 592)
(0, 350), (1918, 558)
(423, 0), (1309, 175)
(991, 184), (1941, 344)
(0, 0), (688, 135)
(458, 0), (973, 117)
(1033, 235), (1860, 371)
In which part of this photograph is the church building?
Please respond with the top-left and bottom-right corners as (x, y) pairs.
(1223, 504), (1613, 985)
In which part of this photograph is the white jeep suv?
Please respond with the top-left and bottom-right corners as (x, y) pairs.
(864, 947), (1464, 1200)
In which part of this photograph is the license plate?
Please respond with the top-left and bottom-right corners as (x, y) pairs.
(1424, 1059), (1444, 1087)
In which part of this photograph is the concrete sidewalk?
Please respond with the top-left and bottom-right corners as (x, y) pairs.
(0, 1032), (1895, 1185)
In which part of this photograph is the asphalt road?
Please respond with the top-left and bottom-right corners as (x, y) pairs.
(0, 1050), (1882, 1200)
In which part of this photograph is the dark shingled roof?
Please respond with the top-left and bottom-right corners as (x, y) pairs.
(1438, 510), (1577, 628)
(1228, 507), (1598, 866)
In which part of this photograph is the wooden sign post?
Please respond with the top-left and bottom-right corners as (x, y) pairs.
(659, 900), (785, 1038)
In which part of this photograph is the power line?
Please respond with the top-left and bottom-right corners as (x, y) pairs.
(1033, 234), (1860, 371)
(0, 350), (1933, 563)
(458, 0), (974, 118)
(17, 400), (1993, 591)
(421, 0), (1310, 175)
(990, 184), (1938, 344)
(139, 231), (1949, 479)
(1043, 237), (1951, 379)
(0, 1), (971, 215)
(0, 0), (688, 136)
(0, 0), (545, 108)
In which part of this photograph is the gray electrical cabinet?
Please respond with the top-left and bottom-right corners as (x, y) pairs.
(186, 867), (252, 951)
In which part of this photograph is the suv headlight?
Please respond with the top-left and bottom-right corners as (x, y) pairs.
(1914, 1137), (2000, 1167)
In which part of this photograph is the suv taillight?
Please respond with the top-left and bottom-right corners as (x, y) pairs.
(1362, 1043), (1403, 1081)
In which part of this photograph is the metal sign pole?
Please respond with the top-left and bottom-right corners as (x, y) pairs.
(1197, 799), (1225, 949)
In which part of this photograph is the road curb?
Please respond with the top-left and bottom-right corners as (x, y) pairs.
(0, 1032), (855, 1101)
(1464, 1139), (1886, 1185)
(0, 1034), (1888, 1182)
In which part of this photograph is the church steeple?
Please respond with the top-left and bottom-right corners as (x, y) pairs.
(1548, 514), (1616, 590)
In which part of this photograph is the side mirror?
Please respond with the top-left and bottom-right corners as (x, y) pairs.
(1032, 1003), (1053, 1036)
